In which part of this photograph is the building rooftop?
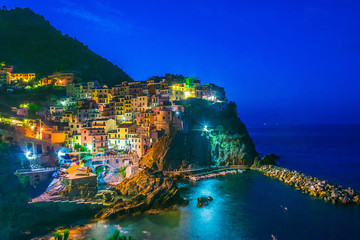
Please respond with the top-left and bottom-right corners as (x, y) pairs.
(118, 123), (136, 128)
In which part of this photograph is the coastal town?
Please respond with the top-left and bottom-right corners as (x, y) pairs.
(0, 63), (228, 188)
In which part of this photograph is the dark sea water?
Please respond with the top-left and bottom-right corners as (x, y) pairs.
(67, 125), (360, 239)
(249, 124), (360, 190)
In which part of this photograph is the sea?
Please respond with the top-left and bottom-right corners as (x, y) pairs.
(52, 125), (360, 239)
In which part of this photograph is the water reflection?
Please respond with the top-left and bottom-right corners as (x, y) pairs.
(74, 172), (360, 239)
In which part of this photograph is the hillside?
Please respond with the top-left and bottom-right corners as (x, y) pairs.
(0, 8), (132, 85)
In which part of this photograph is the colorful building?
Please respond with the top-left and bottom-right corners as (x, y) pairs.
(49, 72), (74, 86)
(91, 87), (112, 104)
(170, 83), (195, 101)
(10, 73), (36, 83)
(88, 118), (116, 133)
(131, 95), (150, 113)
(81, 128), (108, 153)
(66, 81), (98, 99)
(136, 111), (154, 127)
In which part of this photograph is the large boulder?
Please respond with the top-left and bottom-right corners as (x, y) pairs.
(116, 169), (181, 209)
(197, 196), (213, 208)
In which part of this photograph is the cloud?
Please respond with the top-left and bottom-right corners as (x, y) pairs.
(57, 1), (133, 33)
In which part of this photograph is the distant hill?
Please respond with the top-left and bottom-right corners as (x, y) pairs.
(0, 8), (132, 85)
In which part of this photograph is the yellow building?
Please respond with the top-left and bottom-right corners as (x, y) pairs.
(62, 112), (73, 123)
(91, 87), (112, 104)
(71, 134), (82, 148)
(10, 73), (36, 82)
(117, 123), (137, 139)
(112, 97), (125, 122)
(171, 83), (195, 101)
(123, 95), (132, 121)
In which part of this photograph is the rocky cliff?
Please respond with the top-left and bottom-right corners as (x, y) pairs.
(140, 130), (211, 170)
(140, 99), (258, 170)
(100, 169), (182, 218)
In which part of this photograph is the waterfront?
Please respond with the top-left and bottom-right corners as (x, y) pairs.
(56, 124), (360, 239)
(67, 172), (360, 240)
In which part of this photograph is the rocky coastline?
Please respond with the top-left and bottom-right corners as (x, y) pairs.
(259, 165), (360, 205)
(97, 168), (186, 219)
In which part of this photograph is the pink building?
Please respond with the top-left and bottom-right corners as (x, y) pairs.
(151, 95), (171, 107)
(81, 128), (108, 153)
(153, 106), (172, 132)
(12, 107), (28, 117)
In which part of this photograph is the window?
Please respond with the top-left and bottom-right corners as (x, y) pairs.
(84, 137), (86, 140)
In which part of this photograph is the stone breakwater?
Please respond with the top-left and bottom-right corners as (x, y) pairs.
(259, 165), (360, 205)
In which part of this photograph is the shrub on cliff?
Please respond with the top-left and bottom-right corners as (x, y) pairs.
(252, 154), (280, 168)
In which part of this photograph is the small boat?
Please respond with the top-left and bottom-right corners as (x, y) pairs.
(281, 205), (288, 211)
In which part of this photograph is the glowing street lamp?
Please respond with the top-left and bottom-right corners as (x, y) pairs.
(87, 145), (93, 153)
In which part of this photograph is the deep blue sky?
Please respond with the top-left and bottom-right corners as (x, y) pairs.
(4, 0), (360, 125)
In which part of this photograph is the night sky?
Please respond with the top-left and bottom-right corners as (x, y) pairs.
(3, 0), (360, 125)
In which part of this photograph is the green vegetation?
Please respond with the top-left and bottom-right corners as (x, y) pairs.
(0, 8), (132, 85)
(117, 166), (127, 178)
(0, 85), (66, 116)
(0, 142), (30, 239)
(108, 230), (136, 240)
(95, 166), (105, 175)
(54, 229), (69, 240)
(183, 98), (248, 134)
(28, 103), (41, 119)
(74, 143), (88, 152)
